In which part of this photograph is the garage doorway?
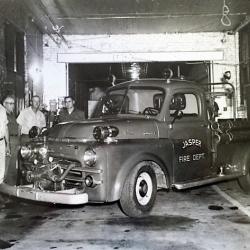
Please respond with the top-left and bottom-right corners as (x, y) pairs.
(68, 61), (210, 118)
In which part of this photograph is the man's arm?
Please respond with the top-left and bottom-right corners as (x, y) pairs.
(40, 112), (46, 128)
(16, 111), (24, 135)
(5, 124), (10, 155)
(57, 109), (64, 123)
(3, 111), (10, 154)
(18, 125), (22, 136)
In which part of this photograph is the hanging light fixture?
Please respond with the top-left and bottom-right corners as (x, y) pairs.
(121, 62), (148, 80)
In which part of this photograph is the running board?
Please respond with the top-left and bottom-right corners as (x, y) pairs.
(172, 172), (242, 190)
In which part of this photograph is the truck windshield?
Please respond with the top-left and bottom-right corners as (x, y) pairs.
(92, 87), (165, 118)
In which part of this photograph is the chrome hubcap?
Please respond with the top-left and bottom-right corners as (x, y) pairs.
(135, 172), (153, 206)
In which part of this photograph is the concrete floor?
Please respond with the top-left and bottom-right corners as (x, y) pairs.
(0, 182), (250, 250)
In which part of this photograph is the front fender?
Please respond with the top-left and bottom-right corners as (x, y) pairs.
(106, 142), (173, 202)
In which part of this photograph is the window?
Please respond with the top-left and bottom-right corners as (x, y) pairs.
(4, 23), (24, 74)
(170, 93), (199, 117)
(93, 87), (165, 117)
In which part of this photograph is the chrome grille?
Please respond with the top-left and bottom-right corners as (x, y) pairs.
(55, 159), (86, 189)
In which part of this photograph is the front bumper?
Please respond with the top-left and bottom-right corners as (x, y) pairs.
(0, 183), (88, 205)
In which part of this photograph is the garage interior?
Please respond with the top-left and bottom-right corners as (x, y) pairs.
(0, 0), (249, 119)
(0, 1), (250, 249)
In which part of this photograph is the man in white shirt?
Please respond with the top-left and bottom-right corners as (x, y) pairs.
(0, 103), (9, 184)
(16, 96), (46, 142)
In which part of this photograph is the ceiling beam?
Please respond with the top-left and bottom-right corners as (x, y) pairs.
(57, 51), (224, 63)
(56, 12), (247, 21)
(233, 15), (250, 33)
(34, 0), (69, 47)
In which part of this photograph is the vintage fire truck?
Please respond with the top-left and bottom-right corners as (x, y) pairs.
(1, 78), (250, 217)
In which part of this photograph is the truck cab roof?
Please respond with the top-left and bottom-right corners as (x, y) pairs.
(108, 78), (200, 91)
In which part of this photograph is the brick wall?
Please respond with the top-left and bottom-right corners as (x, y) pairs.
(0, 0), (26, 109)
(0, 0), (43, 111)
(43, 32), (241, 118)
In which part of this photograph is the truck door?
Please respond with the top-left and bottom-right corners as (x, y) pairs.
(168, 90), (212, 183)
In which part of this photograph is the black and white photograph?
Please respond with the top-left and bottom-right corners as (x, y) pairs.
(0, 0), (250, 249)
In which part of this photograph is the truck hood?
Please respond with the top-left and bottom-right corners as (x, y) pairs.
(47, 116), (159, 141)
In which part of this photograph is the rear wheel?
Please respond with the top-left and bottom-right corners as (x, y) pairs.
(120, 161), (157, 218)
(238, 157), (250, 193)
(238, 173), (250, 194)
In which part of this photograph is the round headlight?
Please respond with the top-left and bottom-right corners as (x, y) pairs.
(20, 146), (32, 159)
(38, 146), (48, 157)
(83, 149), (96, 166)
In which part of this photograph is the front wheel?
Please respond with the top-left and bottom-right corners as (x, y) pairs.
(120, 162), (157, 217)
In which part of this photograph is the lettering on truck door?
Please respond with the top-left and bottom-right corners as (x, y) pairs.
(168, 90), (212, 183)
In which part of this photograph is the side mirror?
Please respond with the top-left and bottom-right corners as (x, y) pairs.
(173, 110), (183, 120)
(170, 110), (183, 128)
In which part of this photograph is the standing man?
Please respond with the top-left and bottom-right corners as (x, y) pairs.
(17, 95), (46, 143)
(58, 96), (85, 122)
(3, 95), (19, 184)
(0, 102), (9, 184)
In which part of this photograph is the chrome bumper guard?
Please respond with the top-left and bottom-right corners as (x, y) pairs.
(0, 183), (88, 205)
